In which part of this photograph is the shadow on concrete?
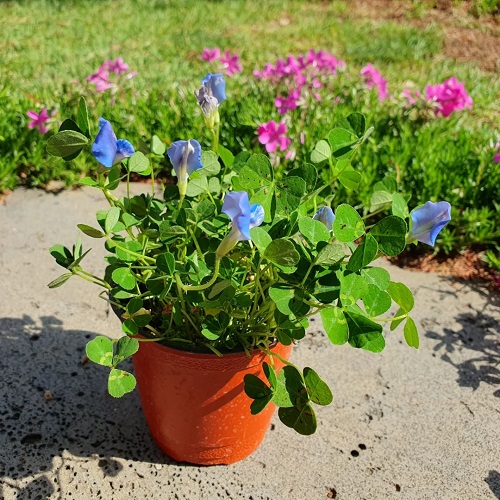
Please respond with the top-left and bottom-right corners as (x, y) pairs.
(0, 314), (186, 499)
(486, 471), (500, 500)
(425, 310), (499, 397)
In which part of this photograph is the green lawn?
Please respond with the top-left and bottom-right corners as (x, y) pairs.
(1, 0), (499, 254)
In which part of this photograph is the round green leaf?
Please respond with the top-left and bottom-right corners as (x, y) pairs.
(128, 152), (150, 173)
(310, 140), (331, 165)
(303, 367), (333, 406)
(298, 217), (331, 245)
(108, 369), (136, 398)
(264, 239), (300, 267)
(404, 317), (419, 348)
(86, 336), (114, 367)
(113, 336), (139, 364)
(347, 234), (378, 272)
(278, 404), (317, 435)
(333, 204), (365, 242)
(320, 307), (348, 345)
(112, 267), (136, 290)
(370, 216), (407, 257)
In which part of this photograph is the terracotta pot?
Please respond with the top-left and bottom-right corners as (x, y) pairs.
(133, 340), (293, 465)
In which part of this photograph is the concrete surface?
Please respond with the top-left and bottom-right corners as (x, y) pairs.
(0, 186), (499, 500)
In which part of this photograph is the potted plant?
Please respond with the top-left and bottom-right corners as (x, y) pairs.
(47, 75), (451, 465)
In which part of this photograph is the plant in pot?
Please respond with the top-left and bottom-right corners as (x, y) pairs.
(47, 77), (451, 465)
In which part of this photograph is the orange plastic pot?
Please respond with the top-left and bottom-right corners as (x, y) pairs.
(132, 340), (293, 465)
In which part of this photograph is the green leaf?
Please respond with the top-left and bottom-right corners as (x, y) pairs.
(105, 207), (121, 234)
(404, 317), (419, 348)
(387, 282), (414, 312)
(77, 97), (91, 138)
(151, 135), (166, 156)
(298, 217), (331, 245)
(77, 224), (105, 238)
(288, 163), (317, 192)
(303, 367), (333, 405)
(278, 405), (317, 435)
(218, 145), (234, 168)
(345, 311), (385, 352)
(328, 128), (357, 157)
(156, 252), (176, 274)
(49, 244), (73, 268)
(114, 240), (142, 262)
(338, 167), (361, 190)
(363, 284), (392, 316)
(273, 366), (308, 407)
(392, 192), (409, 219)
(86, 336), (114, 367)
(275, 176), (306, 216)
(264, 239), (300, 267)
(128, 152), (150, 174)
(370, 216), (407, 256)
(310, 140), (331, 165)
(108, 369), (136, 398)
(269, 285), (307, 317)
(59, 118), (83, 134)
(48, 273), (73, 288)
(79, 176), (99, 187)
(347, 234), (378, 272)
(106, 165), (121, 190)
(333, 204), (365, 242)
(113, 336), (139, 364)
(112, 267), (136, 290)
(201, 150), (221, 176)
(250, 226), (272, 255)
(343, 112), (366, 137)
(250, 394), (273, 415)
(339, 272), (368, 305)
(46, 130), (88, 158)
(244, 374), (271, 399)
(127, 298), (143, 315)
(362, 267), (390, 290)
(370, 190), (393, 212)
(315, 242), (345, 265)
(263, 362), (277, 389)
(320, 307), (349, 345)
(186, 175), (209, 196)
(390, 307), (406, 331)
(122, 318), (139, 336)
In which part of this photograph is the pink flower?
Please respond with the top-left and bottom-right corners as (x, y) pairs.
(360, 64), (390, 100)
(220, 50), (242, 77)
(110, 57), (129, 75)
(275, 89), (300, 114)
(27, 108), (50, 134)
(201, 48), (221, 64)
(402, 88), (422, 106)
(126, 71), (137, 80)
(257, 121), (291, 153)
(425, 77), (473, 118)
(87, 69), (114, 92)
(494, 151), (500, 163)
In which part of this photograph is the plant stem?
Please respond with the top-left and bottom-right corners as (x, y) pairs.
(179, 258), (221, 292)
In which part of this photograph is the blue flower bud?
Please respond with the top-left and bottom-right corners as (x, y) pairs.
(92, 118), (134, 168)
(313, 206), (335, 230)
(409, 201), (451, 246)
(167, 139), (203, 197)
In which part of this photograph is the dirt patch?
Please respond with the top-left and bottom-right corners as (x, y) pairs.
(390, 249), (500, 289)
(347, 0), (500, 72)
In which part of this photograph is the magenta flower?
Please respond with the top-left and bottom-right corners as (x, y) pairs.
(275, 89), (300, 114)
(87, 69), (114, 92)
(425, 77), (472, 118)
(361, 64), (390, 100)
(27, 108), (50, 134)
(257, 121), (291, 153)
(109, 57), (129, 75)
(402, 88), (422, 106)
(220, 50), (242, 77)
(201, 48), (221, 64)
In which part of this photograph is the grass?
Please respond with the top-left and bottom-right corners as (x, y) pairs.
(1, 0), (499, 254)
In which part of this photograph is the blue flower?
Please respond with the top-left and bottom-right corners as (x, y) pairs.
(201, 73), (226, 104)
(167, 139), (203, 197)
(313, 207), (335, 231)
(409, 201), (451, 246)
(195, 74), (226, 122)
(91, 118), (134, 168)
(217, 192), (264, 257)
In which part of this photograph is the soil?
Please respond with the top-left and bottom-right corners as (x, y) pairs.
(389, 248), (500, 288)
(348, 0), (500, 72)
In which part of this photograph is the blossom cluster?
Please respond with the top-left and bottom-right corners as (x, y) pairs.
(360, 64), (390, 101)
(200, 48), (242, 77)
(86, 58), (137, 92)
(425, 77), (473, 118)
(254, 50), (346, 114)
